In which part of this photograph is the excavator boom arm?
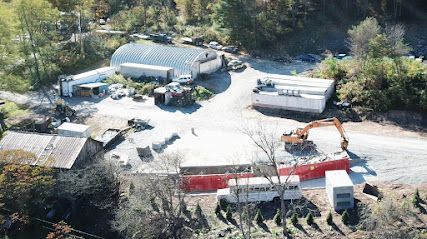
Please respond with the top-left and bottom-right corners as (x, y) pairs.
(282, 117), (349, 150)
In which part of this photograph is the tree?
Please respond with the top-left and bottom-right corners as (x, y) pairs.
(348, 17), (410, 60)
(306, 212), (314, 226)
(213, 0), (256, 48)
(341, 210), (349, 225)
(242, 122), (299, 238)
(0, 151), (55, 216)
(326, 211), (333, 225)
(194, 203), (203, 219)
(14, 0), (61, 88)
(274, 209), (281, 226)
(225, 161), (256, 239)
(46, 221), (73, 239)
(113, 153), (192, 239)
(347, 17), (381, 59)
(226, 205), (233, 222)
(215, 203), (222, 216)
(254, 209), (264, 225)
(96, 0), (111, 19)
(412, 188), (421, 208)
(291, 213), (298, 226)
(0, 2), (18, 70)
(55, 159), (120, 237)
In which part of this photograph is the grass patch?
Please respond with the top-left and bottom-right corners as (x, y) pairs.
(192, 86), (213, 101)
(0, 100), (29, 119)
(136, 39), (155, 45)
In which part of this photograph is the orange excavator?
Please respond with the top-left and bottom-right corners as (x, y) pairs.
(281, 117), (349, 151)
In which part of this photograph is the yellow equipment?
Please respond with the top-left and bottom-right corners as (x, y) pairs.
(281, 117), (349, 151)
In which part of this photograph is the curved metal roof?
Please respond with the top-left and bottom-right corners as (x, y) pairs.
(111, 43), (212, 76)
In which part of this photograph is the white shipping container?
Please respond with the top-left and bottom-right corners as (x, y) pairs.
(252, 92), (327, 113)
(252, 75), (335, 113)
(119, 63), (174, 80)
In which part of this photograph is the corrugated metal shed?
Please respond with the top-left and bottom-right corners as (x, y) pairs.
(110, 43), (220, 78)
(0, 131), (89, 169)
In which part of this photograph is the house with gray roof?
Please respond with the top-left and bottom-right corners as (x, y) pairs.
(0, 131), (103, 169)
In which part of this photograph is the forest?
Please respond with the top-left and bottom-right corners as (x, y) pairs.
(0, 0), (426, 112)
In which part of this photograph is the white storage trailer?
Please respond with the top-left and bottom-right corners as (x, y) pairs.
(325, 170), (354, 210)
(57, 123), (91, 138)
(251, 75), (335, 113)
(59, 67), (115, 97)
(119, 63), (174, 81)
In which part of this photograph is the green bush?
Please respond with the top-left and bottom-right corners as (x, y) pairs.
(274, 209), (281, 226)
(326, 211), (333, 225)
(105, 74), (129, 85)
(317, 57), (347, 81)
(225, 205), (233, 222)
(192, 86), (213, 101)
(315, 18), (426, 113)
(341, 210), (349, 225)
(139, 83), (157, 96)
(291, 213), (298, 225)
(254, 209), (264, 224)
(0, 101), (29, 119)
(317, 57), (427, 112)
(306, 212), (314, 226)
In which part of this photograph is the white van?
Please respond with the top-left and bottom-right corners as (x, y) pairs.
(172, 75), (193, 84)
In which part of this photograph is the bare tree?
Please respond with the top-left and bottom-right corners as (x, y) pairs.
(113, 152), (192, 239)
(225, 158), (256, 239)
(347, 17), (381, 59)
(241, 122), (297, 238)
(385, 24), (411, 58)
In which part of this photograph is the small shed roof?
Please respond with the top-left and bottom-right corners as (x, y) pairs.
(325, 170), (353, 187)
(0, 131), (89, 169)
(72, 67), (114, 82)
(78, 82), (109, 89)
(57, 123), (90, 133)
(228, 175), (300, 187)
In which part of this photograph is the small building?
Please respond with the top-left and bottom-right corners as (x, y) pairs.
(74, 82), (109, 97)
(59, 67), (115, 97)
(153, 82), (194, 106)
(325, 170), (354, 210)
(251, 75), (335, 113)
(0, 131), (103, 169)
(57, 122), (91, 138)
(119, 63), (174, 82)
(110, 43), (223, 79)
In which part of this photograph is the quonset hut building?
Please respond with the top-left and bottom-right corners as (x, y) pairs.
(110, 43), (223, 79)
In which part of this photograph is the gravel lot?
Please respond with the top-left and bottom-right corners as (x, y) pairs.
(2, 57), (427, 185)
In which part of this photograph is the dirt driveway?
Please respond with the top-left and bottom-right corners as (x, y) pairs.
(60, 58), (427, 185)
(2, 56), (426, 185)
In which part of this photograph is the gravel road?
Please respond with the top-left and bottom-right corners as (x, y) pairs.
(2, 57), (427, 185)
